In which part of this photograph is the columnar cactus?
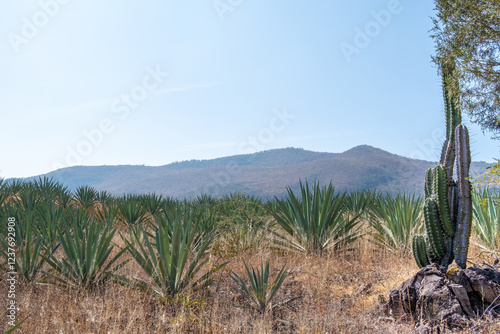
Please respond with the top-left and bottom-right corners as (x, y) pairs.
(413, 64), (473, 269)
(454, 124), (472, 269)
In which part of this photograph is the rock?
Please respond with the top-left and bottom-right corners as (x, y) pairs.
(416, 270), (466, 326)
(384, 264), (500, 330)
(465, 267), (500, 305)
(448, 284), (474, 317)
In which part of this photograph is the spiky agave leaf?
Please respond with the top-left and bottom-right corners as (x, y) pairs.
(117, 195), (149, 226)
(0, 210), (45, 282)
(368, 193), (423, 252)
(73, 185), (99, 211)
(41, 218), (128, 288)
(471, 189), (500, 251)
(267, 181), (362, 255)
(121, 210), (225, 298)
(230, 260), (290, 313)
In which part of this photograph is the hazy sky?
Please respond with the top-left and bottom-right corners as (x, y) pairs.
(1, 0), (498, 178)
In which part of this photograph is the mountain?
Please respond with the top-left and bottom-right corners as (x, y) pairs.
(15, 145), (492, 199)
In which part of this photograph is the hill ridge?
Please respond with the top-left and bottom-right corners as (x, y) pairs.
(13, 145), (491, 198)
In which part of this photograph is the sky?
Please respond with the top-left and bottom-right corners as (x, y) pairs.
(0, 0), (498, 179)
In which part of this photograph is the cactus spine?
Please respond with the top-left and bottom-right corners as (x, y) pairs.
(424, 168), (434, 199)
(413, 62), (472, 269)
(423, 198), (446, 258)
(413, 235), (430, 268)
(433, 165), (454, 237)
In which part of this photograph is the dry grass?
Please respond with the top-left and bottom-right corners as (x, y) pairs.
(1, 235), (498, 333)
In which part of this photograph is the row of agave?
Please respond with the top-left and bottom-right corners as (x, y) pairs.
(0, 177), (498, 310)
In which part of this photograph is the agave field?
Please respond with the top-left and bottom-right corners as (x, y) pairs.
(0, 177), (499, 333)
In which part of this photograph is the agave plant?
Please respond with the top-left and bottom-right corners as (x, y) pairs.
(97, 190), (115, 207)
(73, 185), (99, 211)
(0, 184), (10, 209)
(122, 209), (225, 299)
(32, 177), (66, 203)
(35, 202), (66, 248)
(343, 190), (376, 219)
(94, 203), (118, 225)
(230, 260), (291, 313)
(117, 195), (149, 226)
(0, 210), (45, 282)
(16, 184), (40, 213)
(194, 194), (218, 208)
(41, 217), (128, 288)
(152, 202), (216, 252)
(63, 207), (93, 231)
(267, 181), (362, 254)
(4, 179), (24, 199)
(219, 218), (267, 256)
(140, 193), (164, 215)
(472, 188), (500, 252)
(368, 193), (423, 253)
(56, 186), (72, 209)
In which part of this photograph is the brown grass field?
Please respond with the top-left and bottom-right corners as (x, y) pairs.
(1, 232), (499, 334)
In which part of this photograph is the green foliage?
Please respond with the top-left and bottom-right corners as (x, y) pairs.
(42, 218), (128, 288)
(423, 198), (446, 259)
(73, 185), (99, 211)
(267, 181), (362, 255)
(35, 202), (66, 248)
(0, 211), (45, 282)
(432, 0), (500, 137)
(97, 190), (115, 207)
(122, 209), (225, 299)
(4, 179), (24, 199)
(3, 316), (29, 334)
(153, 202), (217, 252)
(368, 193), (423, 252)
(413, 64), (473, 269)
(472, 188), (500, 251)
(117, 195), (149, 226)
(94, 203), (118, 225)
(33, 177), (67, 203)
(212, 194), (269, 256)
(424, 168), (434, 199)
(473, 159), (500, 189)
(140, 193), (164, 215)
(343, 190), (375, 219)
(230, 260), (290, 313)
(433, 165), (454, 237)
(16, 183), (40, 213)
(412, 235), (430, 268)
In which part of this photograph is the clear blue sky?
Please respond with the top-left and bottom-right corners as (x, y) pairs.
(1, 0), (498, 178)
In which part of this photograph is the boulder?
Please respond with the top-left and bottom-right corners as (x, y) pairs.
(384, 264), (500, 330)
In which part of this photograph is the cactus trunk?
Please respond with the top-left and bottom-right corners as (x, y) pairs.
(453, 125), (472, 269)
